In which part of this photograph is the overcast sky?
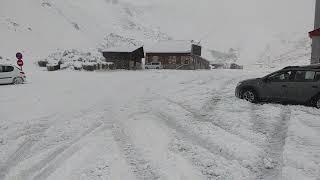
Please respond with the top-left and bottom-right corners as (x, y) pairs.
(131, 0), (315, 62)
(135, 0), (315, 34)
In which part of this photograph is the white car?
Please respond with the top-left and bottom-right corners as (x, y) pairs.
(0, 64), (26, 85)
(145, 62), (163, 69)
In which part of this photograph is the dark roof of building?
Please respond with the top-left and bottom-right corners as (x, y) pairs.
(102, 46), (144, 59)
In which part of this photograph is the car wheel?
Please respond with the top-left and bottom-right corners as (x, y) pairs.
(242, 89), (258, 103)
(315, 96), (320, 109)
(156, 67), (159, 69)
(13, 77), (23, 85)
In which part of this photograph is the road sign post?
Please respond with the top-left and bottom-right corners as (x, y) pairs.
(16, 52), (24, 71)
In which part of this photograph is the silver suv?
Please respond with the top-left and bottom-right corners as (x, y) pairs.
(145, 62), (163, 70)
(235, 65), (320, 108)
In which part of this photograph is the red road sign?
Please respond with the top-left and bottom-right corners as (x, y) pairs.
(17, 59), (24, 67)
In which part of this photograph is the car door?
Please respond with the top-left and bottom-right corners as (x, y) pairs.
(0, 65), (8, 84)
(288, 70), (320, 103)
(261, 70), (294, 101)
(0, 66), (14, 84)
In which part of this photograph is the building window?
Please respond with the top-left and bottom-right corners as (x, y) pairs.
(182, 56), (190, 65)
(163, 57), (169, 64)
(152, 56), (159, 62)
(169, 56), (177, 64)
(181, 56), (188, 64)
(159, 56), (165, 64)
(176, 56), (181, 64)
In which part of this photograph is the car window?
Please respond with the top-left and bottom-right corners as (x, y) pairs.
(315, 72), (320, 81)
(268, 71), (293, 82)
(0, 66), (14, 73)
(4, 66), (14, 72)
(294, 71), (316, 82)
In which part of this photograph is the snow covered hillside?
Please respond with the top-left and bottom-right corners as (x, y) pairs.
(1, 70), (320, 180)
(257, 33), (312, 68)
(0, 0), (169, 67)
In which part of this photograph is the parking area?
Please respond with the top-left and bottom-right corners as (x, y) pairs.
(0, 70), (319, 180)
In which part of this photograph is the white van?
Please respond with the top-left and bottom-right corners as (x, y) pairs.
(0, 64), (26, 84)
(145, 62), (163, 69)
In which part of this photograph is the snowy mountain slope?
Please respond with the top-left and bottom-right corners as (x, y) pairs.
(0, 0), (168, 67)
(257, 33), (312, 68)
(203, 48), (239, 65)
(137, 0), (314, 65)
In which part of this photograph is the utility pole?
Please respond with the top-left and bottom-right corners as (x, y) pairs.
(311, 0), (320, 64)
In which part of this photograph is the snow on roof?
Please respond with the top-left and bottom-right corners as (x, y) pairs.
(104, 45), (141, 52)
(146, 40), (196, 53)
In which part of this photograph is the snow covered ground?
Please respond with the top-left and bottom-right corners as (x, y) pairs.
(1, 69), (320, 180)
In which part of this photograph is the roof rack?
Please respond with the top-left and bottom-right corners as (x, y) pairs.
(283, 64), (320, 70)
(282, 66), (300, 69)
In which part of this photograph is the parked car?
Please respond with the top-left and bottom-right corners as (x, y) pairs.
(145, 62), (163, 69)
(235, 64), (320, 108)
(0, 64), (26, 85)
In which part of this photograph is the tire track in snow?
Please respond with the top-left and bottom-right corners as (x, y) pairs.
(249, 104), (291, 180)
(164, 98), (262, 148)
(162, 77), (261, 147)
(150, 77), (262, 176)
(167, 132), (252, 180)
(198, 78), (238, 114)
(164, 77), (237, 122)
(267, 106), (291, 180)
(0, 139), (36, 179)
(1, 101), (111, 180)
(174, 75), (220, 95)
(0, 114), (57, 180)
(31, 122), (109, 180)
(110, 120), (161, 180)
(291, 105), (320, 117)
(154, 111), (256, 173)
